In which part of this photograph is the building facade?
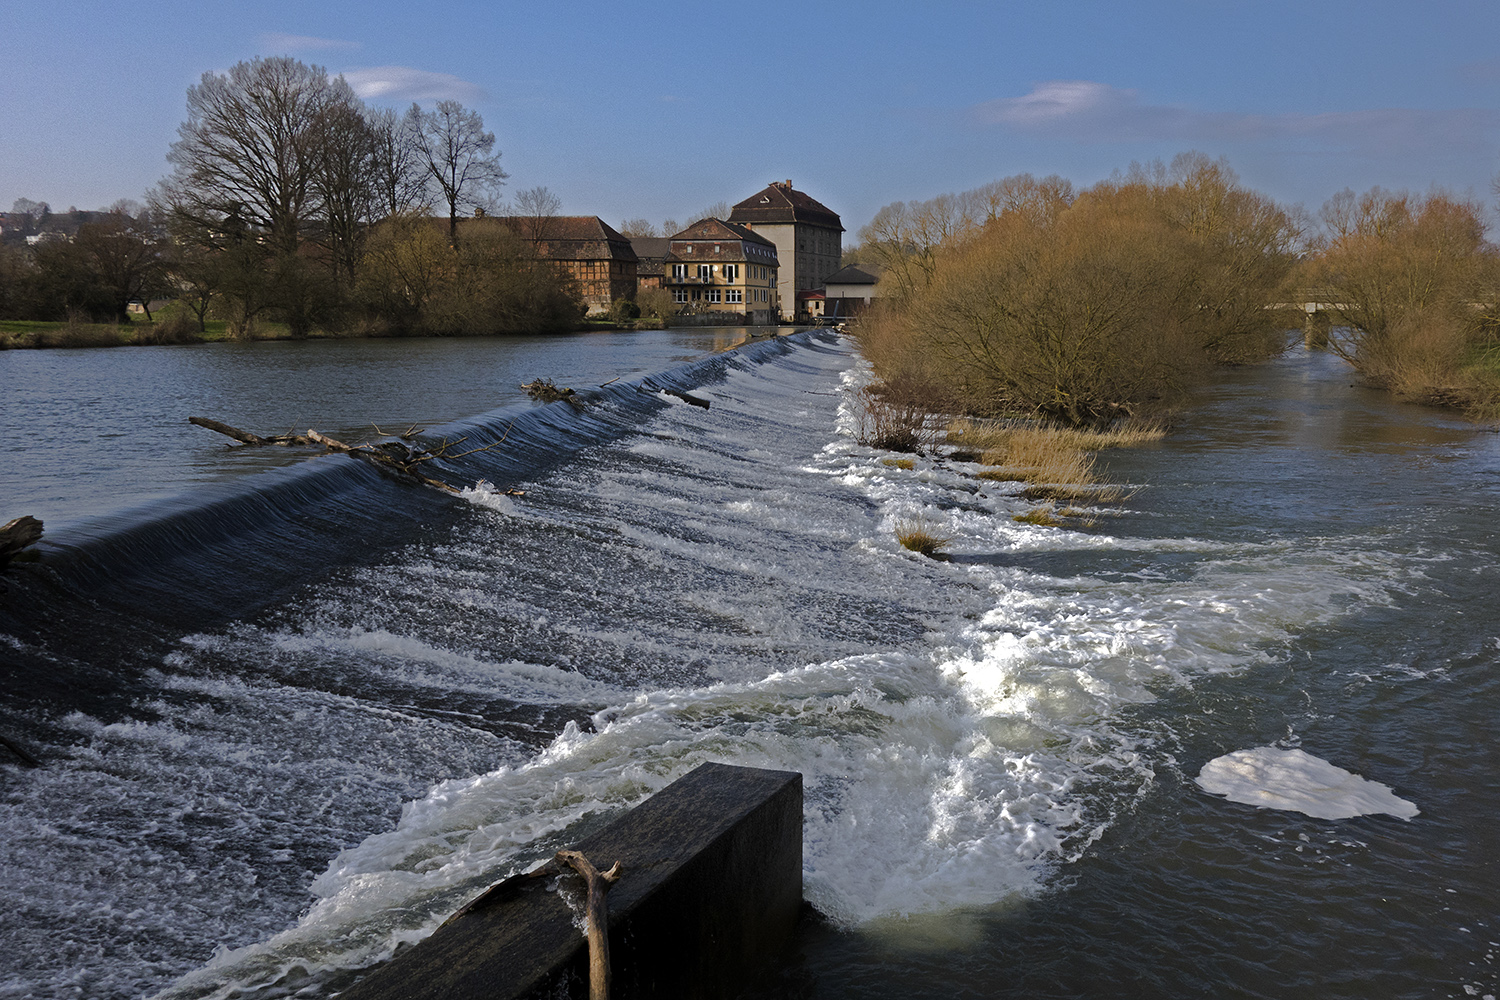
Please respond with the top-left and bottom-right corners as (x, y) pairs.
(822, 262), (883, 319)
(662, 218), (780, 325)
(499, 215), (638, 315)
(727, 180), (843, 321)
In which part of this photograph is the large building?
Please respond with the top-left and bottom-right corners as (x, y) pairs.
(662, 218), (780, 325)
(499, 215), (638, 315)
(727, 180), (843, 320)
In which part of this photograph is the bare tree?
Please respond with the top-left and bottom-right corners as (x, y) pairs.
(513, 185), (561, 241)
(408, 100), (508, 245)
(617, 218), (658, 238)
(367, 106), (427, 218)
(313, 96), (378, 292)
(165, 57), (356, 255)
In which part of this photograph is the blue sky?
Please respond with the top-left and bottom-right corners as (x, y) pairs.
(3, 0), (1498, 236)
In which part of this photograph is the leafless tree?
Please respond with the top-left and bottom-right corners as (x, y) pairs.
(408, 100), (508, 245)
(367, 106), (428, 218)
(617, 218), (658, 238)
(164, 57), (357, 255)
(513, 185), (561, 241)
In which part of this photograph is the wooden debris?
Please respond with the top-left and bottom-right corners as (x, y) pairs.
(531, 850), (623, 1000)
(189, 417), (519, 494)
(188, 416), (311, 447)
(1, 516), (43, 569)
(522, 378), (585, 410)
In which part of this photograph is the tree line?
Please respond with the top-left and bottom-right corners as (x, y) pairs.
(853, 153), (1500, 426)
(0, 56), (582, 337)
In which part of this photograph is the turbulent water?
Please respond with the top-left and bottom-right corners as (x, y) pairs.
(1, 332), (1497, 1000)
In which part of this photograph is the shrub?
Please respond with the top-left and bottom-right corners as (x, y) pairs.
(855, 386), (939, 453)
(608, 297), (641, 321)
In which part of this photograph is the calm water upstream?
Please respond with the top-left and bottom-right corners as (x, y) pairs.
(0, 333), (1497, 1000)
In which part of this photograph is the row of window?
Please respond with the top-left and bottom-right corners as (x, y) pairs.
(670, 262), (770, 282)
(671, 288), (768, 304)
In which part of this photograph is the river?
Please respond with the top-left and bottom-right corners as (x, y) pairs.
(1, 331), (1496, 1000)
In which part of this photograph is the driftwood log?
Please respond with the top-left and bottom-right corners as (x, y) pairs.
(189, 418), (523, 495)
(542, 850), (623, 1000)
(0, 515), (43, 569)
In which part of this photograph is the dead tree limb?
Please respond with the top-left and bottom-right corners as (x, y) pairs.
(190, 417), (521, 495)
(554, 850), (623, 1000)
(188, 417), (311, 447)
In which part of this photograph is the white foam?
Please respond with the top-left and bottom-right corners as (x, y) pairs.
(1195, 747), (1419, 820)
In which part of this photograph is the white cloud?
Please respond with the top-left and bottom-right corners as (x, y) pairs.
(977, 80), (1137, 126)
(973, 80), (1500, 156)
(259, 33), (361, 52)
(343, 66), (487, 104)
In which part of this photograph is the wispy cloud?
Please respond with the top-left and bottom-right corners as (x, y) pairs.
(342, 66), (487, 104)
(973, 80), (1500, 155)
(259, 32), (361, 52)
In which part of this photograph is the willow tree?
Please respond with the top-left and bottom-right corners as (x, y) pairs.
(1309, 188), (1499, 402)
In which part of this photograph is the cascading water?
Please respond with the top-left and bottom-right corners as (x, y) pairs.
(2, 331), (1496, 1000)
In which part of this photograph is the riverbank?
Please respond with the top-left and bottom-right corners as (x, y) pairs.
(0, 315), (697, 350)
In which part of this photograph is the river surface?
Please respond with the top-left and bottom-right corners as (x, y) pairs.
(1, 333), (1497, 1000)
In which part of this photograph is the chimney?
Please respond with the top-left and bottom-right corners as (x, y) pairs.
(784, 179), (792, 188)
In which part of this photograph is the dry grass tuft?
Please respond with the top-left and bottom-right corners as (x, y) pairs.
(895, 517), (953, 557)
(1013, 506), (1064, 527)
(948, 417), (1166, 454)
(882, 457), (915, 470)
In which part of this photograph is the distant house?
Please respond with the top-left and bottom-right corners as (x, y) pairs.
(663, 218), (780, 325)
(629, 236), (672, 292)
(728, 180), (843, 321)
(499, 215), (638, 315)
(823, 262), (883, 319)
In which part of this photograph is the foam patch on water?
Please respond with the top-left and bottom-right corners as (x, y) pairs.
(1195, 747), (1419, 820)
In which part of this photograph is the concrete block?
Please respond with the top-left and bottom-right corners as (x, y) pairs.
(340, 761), (803, 999)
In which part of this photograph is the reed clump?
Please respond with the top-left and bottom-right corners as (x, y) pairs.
(895, 517), (953, 558)
(1013, 506), (1065, 527)
(882, 458), (915, 470)
(949, 417), (1156, 503)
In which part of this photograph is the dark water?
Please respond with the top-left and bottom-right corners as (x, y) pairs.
(1, 336), (1496, 1000)
(0, 327), (768, 531)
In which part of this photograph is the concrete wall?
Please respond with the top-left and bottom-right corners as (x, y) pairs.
(339, 762), (803, 1000)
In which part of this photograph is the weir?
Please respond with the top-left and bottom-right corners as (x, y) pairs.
(339, 762), (804, 1000)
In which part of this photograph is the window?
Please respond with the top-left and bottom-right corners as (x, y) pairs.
(708, 289), (721, 303)
(673, 288), (688, 303)
(697, 264), (712, 281)
(672, 263), (686, 280)
(726, 289), (742, 303)
(723, 264), (738, 282)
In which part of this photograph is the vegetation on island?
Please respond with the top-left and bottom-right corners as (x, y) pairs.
(849, 153), (1500, 428)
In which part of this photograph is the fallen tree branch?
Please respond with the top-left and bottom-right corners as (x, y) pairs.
(544, 850), (623, 1000)
(189, 417), (521, 495)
